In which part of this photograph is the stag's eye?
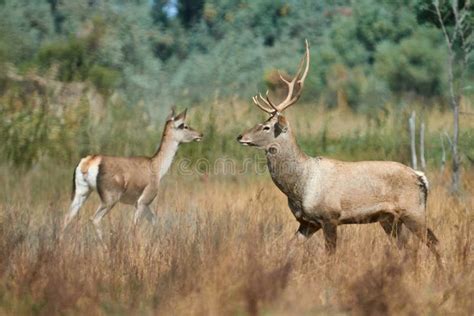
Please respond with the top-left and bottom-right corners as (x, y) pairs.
(263, 126), (271, 131)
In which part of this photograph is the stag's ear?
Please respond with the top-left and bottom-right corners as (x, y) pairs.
(166, 106), (176, 121)
(275, 115), (289, 135)
(174, 108), (187, 126)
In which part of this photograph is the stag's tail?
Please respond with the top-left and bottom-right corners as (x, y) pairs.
(414, 170), (429, 206)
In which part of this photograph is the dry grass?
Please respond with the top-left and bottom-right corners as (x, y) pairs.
(1, 101), (473, 315)
(202, 98), (474, 137)
(0, 163), (473, 315)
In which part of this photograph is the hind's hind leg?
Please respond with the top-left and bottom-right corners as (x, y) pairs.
(62, 171), (91, 236)
(401, 214), (442, 265)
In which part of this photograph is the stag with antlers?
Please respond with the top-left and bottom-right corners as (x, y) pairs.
(237, 40), (441, 262)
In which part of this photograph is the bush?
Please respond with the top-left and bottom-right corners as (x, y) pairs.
(38, 38), (90, 82)
(374, 28), (446, 98)
(88, 65), (120, 96)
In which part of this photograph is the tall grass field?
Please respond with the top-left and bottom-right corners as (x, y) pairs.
(0, 102), (473, 315)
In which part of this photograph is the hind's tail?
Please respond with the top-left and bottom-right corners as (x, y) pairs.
(71, 162), (79, 201)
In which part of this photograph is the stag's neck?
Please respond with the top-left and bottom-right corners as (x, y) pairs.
(266, 132), (310, 200)
(151, 135), (179, 180)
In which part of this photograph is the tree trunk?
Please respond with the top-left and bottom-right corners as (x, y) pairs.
(452, 102), (460, 191)
(420, 121), (426, 171)
(409, 111), (417, 170)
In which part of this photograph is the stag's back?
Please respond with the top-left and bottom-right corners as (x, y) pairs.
(303, 158), (426, 219)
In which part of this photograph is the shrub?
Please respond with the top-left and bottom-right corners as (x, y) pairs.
(374, 28), (447, 98)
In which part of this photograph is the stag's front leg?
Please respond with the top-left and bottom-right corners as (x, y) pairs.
(286, 220), (321, 259)
(296, 221), (321, 241)
(322, 222), (337, 254)
(288, 221), (321, 249)
(287, 199), (321, 246)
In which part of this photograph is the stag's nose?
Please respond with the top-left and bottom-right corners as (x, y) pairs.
(237, 135), (242, 142)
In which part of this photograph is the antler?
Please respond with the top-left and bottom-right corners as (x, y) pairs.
(252, 39), (310, 114)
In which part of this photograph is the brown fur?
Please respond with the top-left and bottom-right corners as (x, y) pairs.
(238, 39), (441, 263)
(96, 156), (154, 205)
(80, 155), (101, 174)
(62, 109), (203, 241)
(238, 114), (441, 262)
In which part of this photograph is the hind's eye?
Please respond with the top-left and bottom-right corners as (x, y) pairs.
(178, 123), (185, 129)
(263, 126), (271, 131)
(184, 125), (188, 129)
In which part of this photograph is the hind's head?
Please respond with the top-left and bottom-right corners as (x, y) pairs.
(164, 108), (203, 143)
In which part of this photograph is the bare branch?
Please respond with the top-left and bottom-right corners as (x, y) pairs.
(434, 0), (454, 49)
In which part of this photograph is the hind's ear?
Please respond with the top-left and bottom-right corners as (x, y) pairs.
(275, 115), (288, 134)
(166, 106), (176, 121)
(174, 108), (187, 122)
(173, 108), (187, 127)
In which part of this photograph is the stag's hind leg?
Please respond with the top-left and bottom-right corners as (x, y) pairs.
(401, 214), (442, 265)
(379, 215), (408, 249)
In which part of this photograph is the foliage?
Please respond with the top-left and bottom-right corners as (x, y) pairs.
(0, 0), (473, 168)
(374, 28), (447, 97)
(0, 0), (466, 109)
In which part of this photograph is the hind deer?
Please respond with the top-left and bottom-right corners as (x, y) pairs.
(237, 40), (441, 262)
(62, 108), (203, 241)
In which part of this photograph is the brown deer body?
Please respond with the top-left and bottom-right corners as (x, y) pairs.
(237, 41), (440, 261)
(63, 108), (203, 240)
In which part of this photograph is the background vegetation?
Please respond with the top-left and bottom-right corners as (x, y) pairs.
(0, 0), (473, 315)
(0, 0), (473, 168)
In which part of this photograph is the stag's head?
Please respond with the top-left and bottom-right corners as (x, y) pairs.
(237, 40), (310, 150)
(165, 108), (203, 143)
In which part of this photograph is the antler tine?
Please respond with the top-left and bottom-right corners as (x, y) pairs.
(264, 90), (279, 112)
(258, 92), (278, 112)
(278, 70), (290, 85)
(251, 40), (310, 115)
(252, 95), (274, 114)
(275, 39), (310, 113)
(298, 39), (310, 85)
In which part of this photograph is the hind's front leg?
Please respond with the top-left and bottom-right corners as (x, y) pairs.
(133, 184), (158, 226)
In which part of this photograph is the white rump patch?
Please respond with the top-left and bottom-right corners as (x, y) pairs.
(85, 164), (99, 188)
(77, 156), (101, 189)
(74, 164), (90, 195)
(414, 170), (429, 190)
